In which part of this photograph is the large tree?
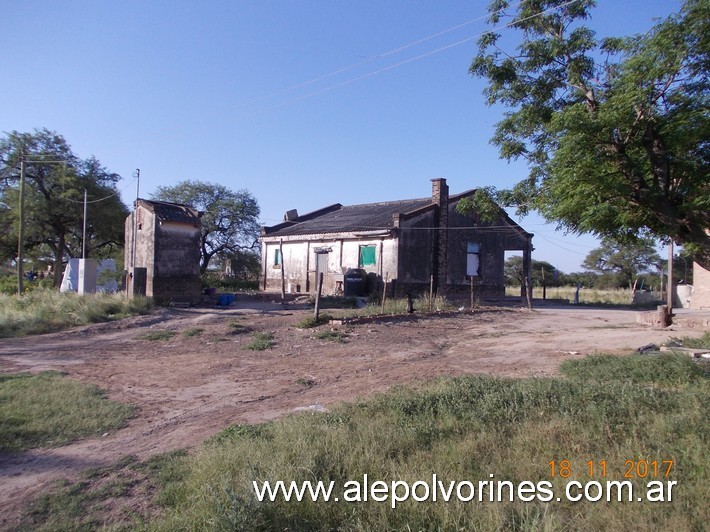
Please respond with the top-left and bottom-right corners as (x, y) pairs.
(0, 129), (129, 286)
(582, 236), (661, 288)
(470, 0), (709, 260)
(504, 255), (565, 287)
(152, 180), (260, 273)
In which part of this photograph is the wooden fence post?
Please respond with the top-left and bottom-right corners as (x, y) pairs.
(314, 272), (324, 321)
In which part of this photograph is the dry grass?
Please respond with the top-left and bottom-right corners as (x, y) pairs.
(0, 290), (153, 338)
(505, 286), (662, 305)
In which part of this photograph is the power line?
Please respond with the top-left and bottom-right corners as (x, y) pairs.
(237, 1), (526, 111)
(242, 0), (582, 117)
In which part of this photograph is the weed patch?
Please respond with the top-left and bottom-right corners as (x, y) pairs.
(669, 332), (710, 349)
(182, 327), (204, 338)
(246, 332), (275, 351)
(228, 321), (252, 334)
(314, 330), (346, 343)
(141, 330), (177, 341)
(297, 314), (333, 329)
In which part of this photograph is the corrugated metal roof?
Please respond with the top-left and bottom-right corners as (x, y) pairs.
(264, 198), (433, 237)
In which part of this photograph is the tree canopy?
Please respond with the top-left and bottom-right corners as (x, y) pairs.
(151, 180), (260, 274)
(471, 0), (709, 261)
(581, 236), (661, 288)
(0, 129), (129, 286)
(504, 255), (563, 287)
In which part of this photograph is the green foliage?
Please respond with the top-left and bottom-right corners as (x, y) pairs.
(0, 129), (129, 285)
(559, 352), (708, 386)
(0, 290), (152, 338)
(182, 327), (204, 338)
(152, 180), (260, 273)
(20, 453), (186, 530)
(0, 372), (134, 452)
(582, 236), (662, 288)
(0, 273), (54, 295)
(471, 0), (710, 259)
(146, 354), (708, 530)
(228, 320), (252, 334)
(669, 332), (710, 350)
(245, 332), (275, 350)
(141, 330), (177, 341)
(504, 255), (565, 287)
(314, 330), (346, 343)
(296, 314), (334, 329)
(201, 271), (259, 291)
(455, 187), (505, 224)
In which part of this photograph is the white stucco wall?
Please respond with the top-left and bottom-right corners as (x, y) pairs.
(262, 234), (399, 293)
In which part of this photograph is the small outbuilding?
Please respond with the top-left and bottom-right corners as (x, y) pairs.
(124, 199), (203, 305)
(260, 179), (533, 298)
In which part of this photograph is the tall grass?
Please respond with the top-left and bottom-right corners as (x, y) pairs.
(0, 289), (152, 338)
(146, 353), (708, 531)
(0, 371), (134, 452)
(505, 285), (661, 305)
(330, 294), (454, 320)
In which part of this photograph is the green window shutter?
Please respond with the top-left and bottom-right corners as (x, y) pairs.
(359, 245), (376, 266)
(274, 249), (282, 266)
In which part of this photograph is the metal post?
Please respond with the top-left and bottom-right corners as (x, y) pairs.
(17, 156), (26, 295)
(314, 272), (324, 320)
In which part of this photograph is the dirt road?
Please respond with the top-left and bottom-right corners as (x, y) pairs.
(0, 299), (705, 525)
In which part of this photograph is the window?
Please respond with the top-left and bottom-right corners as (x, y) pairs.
(359, 245), (376, 267)
(467, 243), (480, 276)
(274, 248), (282, 268)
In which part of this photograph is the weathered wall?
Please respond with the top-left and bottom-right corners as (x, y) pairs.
(445, 204), (530, 297)
(396, 210), (436, 294)
(690, 261), (710, 309)
(153, 222), (202, 304)
(262, 236), (398, 295)
(125, 206), (157, 296)
(125, 205), (201, 305)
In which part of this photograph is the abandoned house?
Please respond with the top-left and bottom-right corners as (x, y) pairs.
(260, 178), (534, 298)
(124, 199), (203, 305)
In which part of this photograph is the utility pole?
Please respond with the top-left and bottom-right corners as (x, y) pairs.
(17, 155), (26, 295)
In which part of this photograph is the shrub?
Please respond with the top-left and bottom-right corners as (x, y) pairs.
(246, 332), (275, 351)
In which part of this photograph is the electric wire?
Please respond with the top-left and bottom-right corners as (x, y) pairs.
(243, 0), (583, 117)
(237, 0), (526, 109)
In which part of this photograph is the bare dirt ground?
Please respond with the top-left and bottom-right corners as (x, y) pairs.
(0, 297), (706, 526)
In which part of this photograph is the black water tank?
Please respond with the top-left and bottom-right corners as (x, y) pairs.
(344, 268), (366, 297)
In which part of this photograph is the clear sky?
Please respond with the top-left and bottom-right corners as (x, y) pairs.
(1, 0), (682, 273)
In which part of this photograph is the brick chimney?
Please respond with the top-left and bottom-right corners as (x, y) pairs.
(431, 178), (449, 295)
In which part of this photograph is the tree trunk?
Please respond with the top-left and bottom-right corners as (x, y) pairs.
(52, 232), (65, 287)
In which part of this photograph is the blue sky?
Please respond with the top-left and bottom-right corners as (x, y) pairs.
(1, 0), (681, 272)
